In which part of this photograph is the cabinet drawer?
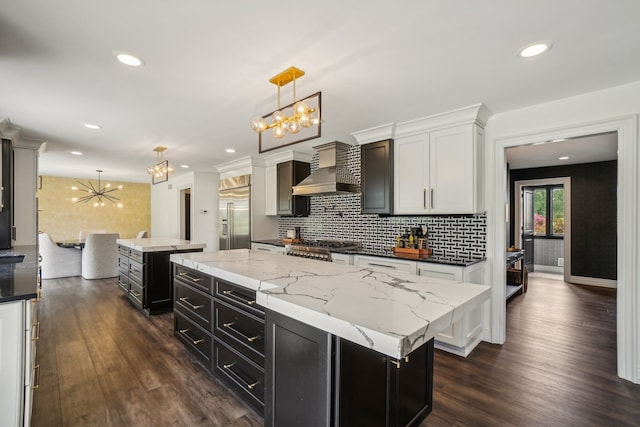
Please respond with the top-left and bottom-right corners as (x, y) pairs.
(129, 281), (144, 309)
(215, 279), (264, 318)
(118, 245), (129, 256)
(214, 299), (264, 366)
(118, 254), (129, 273)
(129, 249), (143, 264)
(129, 259), (144, 283)
(118, 273), (129, 293)
(213, 340), (264, 412)
(175, 280), (213, 332)
(353, 255), (417, 275)
(174, 265), (213, 294)
(175, 311), (213, 370)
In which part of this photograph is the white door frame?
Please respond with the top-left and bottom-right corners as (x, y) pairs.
(490, 115), (638, 383)
(514, 178), (571, 283)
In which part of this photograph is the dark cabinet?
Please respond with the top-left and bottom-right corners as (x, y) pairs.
(277, 160), (310, 216)
(119, 245), (203, 315)
(174, 265), (266, 415)
(337, 338), (433, 427)
(264, 310), (332, 427)
(264, 310), (434, 427)
(361, 139), (394, 214)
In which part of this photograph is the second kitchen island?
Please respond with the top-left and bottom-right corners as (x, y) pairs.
(170, 249), (489, 426)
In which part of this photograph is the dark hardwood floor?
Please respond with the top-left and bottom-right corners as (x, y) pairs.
(32, 274), (640, 426)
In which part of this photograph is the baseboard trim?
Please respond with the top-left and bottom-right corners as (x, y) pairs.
(569, 275), (617, 288)
(533, 264), (563, 274)
(435, 334), (482, 358)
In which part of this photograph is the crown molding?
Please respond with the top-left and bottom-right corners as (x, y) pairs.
(395, 103), (493, 138)
(0, 118), (45, 150)
(351, 123), (396, 145)
(263, 150), (313, 166)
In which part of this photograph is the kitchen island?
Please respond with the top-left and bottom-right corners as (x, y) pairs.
(117, 238), (205, 315)
(171, 249), (489, 426)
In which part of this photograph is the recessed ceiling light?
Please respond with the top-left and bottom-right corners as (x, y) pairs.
(225, 148), (236, 153)
(559, 156), (570, 160)
(518, 41), (552, 58)
(115, 52), (144, 67)
(180, 164), (190, 169)
(70, 151), (83, 156)
(84, 123), (101, 130)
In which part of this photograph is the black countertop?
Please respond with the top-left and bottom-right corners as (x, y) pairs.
(251, 240), (485, 267)
(0, 245), (39, 303)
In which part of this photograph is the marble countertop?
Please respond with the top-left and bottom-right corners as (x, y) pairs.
(0, 245), (39, 303)
(171, 249), (490, 359)
(117, 238), (206, 252)
(251, 239), (485, 267)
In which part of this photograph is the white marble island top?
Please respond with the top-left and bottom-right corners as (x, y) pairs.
(118, 238), (206, 252)
(170, 249), (490, 359)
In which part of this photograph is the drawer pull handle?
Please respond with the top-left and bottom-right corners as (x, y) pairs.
(179, 297), (204, 310)
(33, 364), (41, 390)
(222, 322), (260, 343)
(179, 328), (205, 345)
(32, 321), (40, 341)
(368, 262), (396, 269)
(222, 289), (256, 305)
(179, 272), (203, 282)
(223, 361), (260, 391)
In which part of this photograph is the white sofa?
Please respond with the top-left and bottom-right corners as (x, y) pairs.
(38, 233), (82, 279)
(81, 233), (120, 279)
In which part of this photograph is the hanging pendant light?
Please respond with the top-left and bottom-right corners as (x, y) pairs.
(71, 170), (123, 207)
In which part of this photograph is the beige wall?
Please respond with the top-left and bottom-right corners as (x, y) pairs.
(38, 175), (151, 241)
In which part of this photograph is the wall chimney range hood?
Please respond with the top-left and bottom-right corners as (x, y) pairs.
(292, 141), (360, 196)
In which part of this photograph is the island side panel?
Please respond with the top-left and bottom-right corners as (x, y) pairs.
(264, 310), (333, 427)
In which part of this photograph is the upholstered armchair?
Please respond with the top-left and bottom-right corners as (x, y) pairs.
(38, 233), (82, 279)
(81, 233), (120, 279)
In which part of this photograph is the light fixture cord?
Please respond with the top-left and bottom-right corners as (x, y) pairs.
(277, 85), (281, 110)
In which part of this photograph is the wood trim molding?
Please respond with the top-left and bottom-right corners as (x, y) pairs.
(569, 276), (617, 289)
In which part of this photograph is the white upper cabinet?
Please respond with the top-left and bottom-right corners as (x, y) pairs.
(265, 165), (277, 216)
(393, 104), (489, 215)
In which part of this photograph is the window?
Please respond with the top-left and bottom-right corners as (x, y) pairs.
(532, 186), (564, 237)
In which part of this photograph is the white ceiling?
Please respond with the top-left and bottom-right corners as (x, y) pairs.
(1, 1), (638, 183)
(506, 132), (618, 170)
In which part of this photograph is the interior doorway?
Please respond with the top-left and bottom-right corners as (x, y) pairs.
(179, 187), (192, 240)
(513, 178), (571, 283)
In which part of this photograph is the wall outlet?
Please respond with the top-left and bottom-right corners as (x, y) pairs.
(558, 257), (565, 267)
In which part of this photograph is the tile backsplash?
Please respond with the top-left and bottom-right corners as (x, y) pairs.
(278, 144), (486, 259)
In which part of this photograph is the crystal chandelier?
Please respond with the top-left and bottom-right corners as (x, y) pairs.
(147, 146), (175, 184)
(250, 66), (320, 139)
(71, 170), (123, 207)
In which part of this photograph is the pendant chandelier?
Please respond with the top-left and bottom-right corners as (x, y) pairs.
(71, 170), (123, 207)
(147, 146), (175, 184)
(250, 66), (320, 139)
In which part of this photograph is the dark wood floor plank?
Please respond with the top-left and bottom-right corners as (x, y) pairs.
(32, 273), (640, 427)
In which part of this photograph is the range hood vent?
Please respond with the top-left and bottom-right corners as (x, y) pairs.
(292, 141), (360, 196)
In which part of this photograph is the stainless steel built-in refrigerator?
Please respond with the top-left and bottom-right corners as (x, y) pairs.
(219, 175), (250, 250)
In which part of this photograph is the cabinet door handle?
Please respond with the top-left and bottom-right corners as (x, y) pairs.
(179, 328), (205, 345)
(368, 262), (396, 269)
(32, 321), (40, 341)
(222, 321), (260, 343)
(430, 188), (434, 209)
(179, 272), (203, 282)
(222, 289), (256, 306)
(223, 361), (261, 390)
(179, 297), (204, 310)
(32, 364), (41, 390)
(423, 189), (427, 209)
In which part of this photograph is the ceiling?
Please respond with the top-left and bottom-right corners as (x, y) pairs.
(1, 1), (638, 183)
(506, 132), (618, 170)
